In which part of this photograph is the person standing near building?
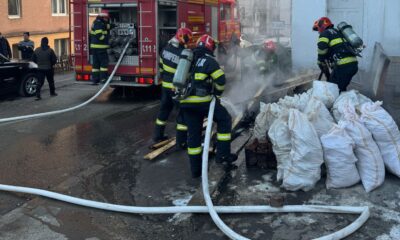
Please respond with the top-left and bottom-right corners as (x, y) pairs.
(18, 32), (34, 60)
(153, 28), (193, 148)
(32, 37), (58, 100)
(180, 34), (237, 178)
(313, 17), (358, 92)
(0, 32), (12, 59)
(89, 10), (111, 85)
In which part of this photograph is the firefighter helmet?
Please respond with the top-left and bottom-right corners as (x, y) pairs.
(98, 9), (110, 18)
(263, 40), (276, 52)
(175, 28), (193, 45)
(197, 34), (217, 52)
(313, 17), (333, 33)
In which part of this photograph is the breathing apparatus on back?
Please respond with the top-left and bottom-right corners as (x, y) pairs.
(313, 17), (365, 57)
(167, 28), (193, 100)
(173, 48), (194, 100)
(337, 21), (365, 57)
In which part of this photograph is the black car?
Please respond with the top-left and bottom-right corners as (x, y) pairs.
(0, 54), (40, 97)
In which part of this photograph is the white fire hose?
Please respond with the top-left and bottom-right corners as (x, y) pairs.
(0, 43), (370, 240)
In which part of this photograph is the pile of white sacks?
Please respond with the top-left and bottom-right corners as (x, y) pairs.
(254, 81), (400, 192)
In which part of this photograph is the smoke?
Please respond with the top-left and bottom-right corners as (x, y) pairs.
(217, 0), (296, 119)
(221, 48), (294, 120)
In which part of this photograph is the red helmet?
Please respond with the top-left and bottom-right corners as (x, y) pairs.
(263, 40), (276, 52)
(313, 17), (333, 33)
(175, 28), (193, 45)
(98, 9), (110, 18)
(196, 34), (217, 52)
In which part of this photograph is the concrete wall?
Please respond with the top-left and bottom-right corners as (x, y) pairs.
(382, 0), (400, 56)
(291, 0), (400, 72)
(291, 0), (326, 70)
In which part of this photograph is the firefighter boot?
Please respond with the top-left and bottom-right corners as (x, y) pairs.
(190, 155), (202, 178)
(176, 130), (188, 150)
(216, 153), (238, 164)
(153, 125), (168, 143)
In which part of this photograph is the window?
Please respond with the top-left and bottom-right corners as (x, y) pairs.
(55, 39), (69, 57)
(220, 4), (231, 21)
(8, 0), (21, 17)
(52, 0), (67, 15)
(89, 7), (101, 16)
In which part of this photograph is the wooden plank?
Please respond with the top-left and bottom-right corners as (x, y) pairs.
(144, 139), (177, 160)
(150, 137), (176, 149)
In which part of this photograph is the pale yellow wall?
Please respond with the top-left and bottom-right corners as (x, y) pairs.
(7, 32), (73, 59)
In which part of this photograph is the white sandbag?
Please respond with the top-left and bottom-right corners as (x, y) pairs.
(332, 90), (373, 122)
(311, 81), (339, 109)
(283, 109), (323, 191)
(304, 97), (335, 137)
(320, 125), (360, 189)
(278, 92), (311, 112)
(297, 92), (312, 112)
(332, 90), (359, 122)
(268, 110), (291, 181)
(357, 92), (373, 106)
(339, 106), (385, 192)
(278, 95), (297, 109)
(360, 102), (400, 177)
(254, 102), (283, 140)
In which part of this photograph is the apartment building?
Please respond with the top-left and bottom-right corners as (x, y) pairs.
(0, 0), (71, 58)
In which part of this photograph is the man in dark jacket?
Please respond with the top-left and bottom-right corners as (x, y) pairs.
(32, 37), (58, 100)
(18, 32), (34, 60)
(0, 32), (12, 59)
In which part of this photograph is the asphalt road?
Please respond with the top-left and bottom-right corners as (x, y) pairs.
(0, 74), (203, 239)
(1, 71), (400, 240)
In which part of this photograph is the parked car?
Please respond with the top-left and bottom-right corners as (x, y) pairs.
(0, 54), (40, 97)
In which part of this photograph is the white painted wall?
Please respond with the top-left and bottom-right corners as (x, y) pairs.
(382, 0), (400, 56)
(291, 0), (326, 70)
(292, 0), (400, 72)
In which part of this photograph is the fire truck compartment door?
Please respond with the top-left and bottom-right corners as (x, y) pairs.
(138, 0), (157, 76)
(211, 6), (218, 40)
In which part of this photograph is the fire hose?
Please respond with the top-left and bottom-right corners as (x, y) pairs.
(0, 42), (370, 240)
(0, 40), (132, 124)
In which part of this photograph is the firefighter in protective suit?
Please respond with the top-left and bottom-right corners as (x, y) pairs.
(313, 17), (358, 92)
(153, 28), (193, 148)
(255, 40), (278, 75)
(90, 10), (111, 85)
(181, 34), (237, 178)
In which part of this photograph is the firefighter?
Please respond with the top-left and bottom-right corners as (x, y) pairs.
(181, 34), (237, 178)
(90, 10), (111, 85)
(255, 40), (278, 75)
(313, 17), (358, 92)
(153, 28), (193, 148)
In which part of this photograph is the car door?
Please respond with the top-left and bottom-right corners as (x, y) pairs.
(0, 62), (20, 93)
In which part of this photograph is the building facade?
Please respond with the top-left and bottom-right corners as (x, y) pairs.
(238, 0), (291, 43)
(0, 0), (71, 58)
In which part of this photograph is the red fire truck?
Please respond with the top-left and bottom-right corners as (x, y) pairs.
(71, 0), (240, 87)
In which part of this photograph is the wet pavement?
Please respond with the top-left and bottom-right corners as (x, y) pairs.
(0, 75), (218, 239)
(1, 72), (400, 240)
